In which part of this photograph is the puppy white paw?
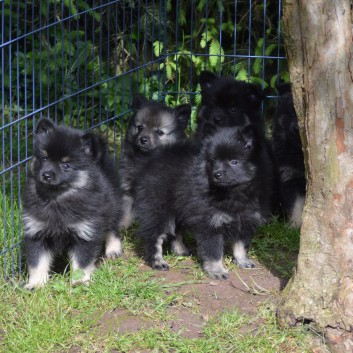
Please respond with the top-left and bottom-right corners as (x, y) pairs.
(234, 257), (255, 268)
(105, 233), (122, 259)
(171, 238), (190, 256)
(207, 270), (229, 280)
(105, 249), (122, 260)
(24, 278), (48, 290)
(203, 259), (228, 280)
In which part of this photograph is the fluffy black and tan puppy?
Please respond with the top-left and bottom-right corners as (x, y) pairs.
(22, 118), (121, 289)
(272, 83), (305, 227)
(134, 125), (275, 279)
(195, 70), (265, 139)
(118, 95), (191, 236)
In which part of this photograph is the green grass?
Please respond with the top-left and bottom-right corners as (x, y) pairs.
(0, 220), (328, 353)
(0, 187), (23, 280)
(251, 218), (301, 280)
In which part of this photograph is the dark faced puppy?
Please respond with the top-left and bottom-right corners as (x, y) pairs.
(134, 125), (275, 279)
(22, 118), (121, 289)
(195, 71), (265, 139)
(272, 83), (305, 227)
(119, 95), (191, 230)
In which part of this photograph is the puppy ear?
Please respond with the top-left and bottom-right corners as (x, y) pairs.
(276, 82), (291, 96)
(173, 104), (191, 130)
(81, 132), (104, 162)
(247, 84), (265, 107)
(199, 70), (218, 90)
(200, 127), (217, 153)
(35, 118), (55, 135)
(202, 122), (217, 137)
(131, 95), (149, 111)
(240, 125), (257, 150)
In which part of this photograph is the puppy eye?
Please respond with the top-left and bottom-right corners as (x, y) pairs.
(40, 156), (47, 162)
(229, 107), (237, 113)
(230, 160), (238, 166)
(137, 125), (144, 131)
(156, 129), (164, 136)
(62, 163), (70, 170)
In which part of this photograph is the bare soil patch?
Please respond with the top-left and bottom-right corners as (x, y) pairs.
(94, 258), (281, 339)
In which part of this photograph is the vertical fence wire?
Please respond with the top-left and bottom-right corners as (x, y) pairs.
(0, 0), (286, 281)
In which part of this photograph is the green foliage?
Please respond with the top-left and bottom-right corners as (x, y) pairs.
(2, 0), (288, 125)
(1, 0), (134, 126)
(147, 0), (287, 107)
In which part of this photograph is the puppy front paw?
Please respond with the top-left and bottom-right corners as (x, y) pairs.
(203, 259), (228, 280)
(171, 237), (190, 256)
(207, 270), (229, 280)
(25, 275), (49, 290)
(150, 258), (169, 271)
(105, 233), (122, 259)
(234, 257), (255, 268)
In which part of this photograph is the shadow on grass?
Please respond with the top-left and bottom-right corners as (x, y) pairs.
(125, 219), (299, 292)
(250, 218), (300, 290)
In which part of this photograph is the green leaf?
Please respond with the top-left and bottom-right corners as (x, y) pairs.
(236, 69), (249, 81)
(70, 46), (87, 73)
(270, 74), (278, 88)
(265, 43), (278, 56)
(253, 58), (262, 75)
(281, 71), (290, 82)
(153, 41), (164, 58)
(169, 62), (177, 70)
(194, 91), (202, 106)
(221, 21), (234, 33)
(178, 9), (186, 25)
(209, 39), (221, 56)
(166, 64), (173, 80)
(100, 124), (108, 132)
(197, 0), (207, 12)
(200, 31), (212, 48)
(235, 61), (245, 73)
(249, 76), (267, 87)
(64, 0), (78, 16)
(257, 38), (264, 49)
(255, 38), (264, 56)
(108, 95), (115, 108)
(209, 40), (223, 67)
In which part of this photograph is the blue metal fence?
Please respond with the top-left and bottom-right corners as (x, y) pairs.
(0, 0), (286, 281)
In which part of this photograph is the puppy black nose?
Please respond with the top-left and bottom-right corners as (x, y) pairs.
(214, 172), (222, 179)
(42, 172), (53, 181)
(140, 136), (150, 145)
(214, 116), (223, 124)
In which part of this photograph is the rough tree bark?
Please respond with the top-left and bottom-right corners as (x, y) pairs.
(277, 1), (353, 352)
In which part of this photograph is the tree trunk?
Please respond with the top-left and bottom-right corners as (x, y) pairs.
(278, 1), (353, 351)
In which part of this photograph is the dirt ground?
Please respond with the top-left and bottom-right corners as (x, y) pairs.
(95, 258), (282, 339)
(67, 256), (330, 352)
(0, 250), (331, 353)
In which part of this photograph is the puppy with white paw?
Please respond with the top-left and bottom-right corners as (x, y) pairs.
(23, 118), (121, 289)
